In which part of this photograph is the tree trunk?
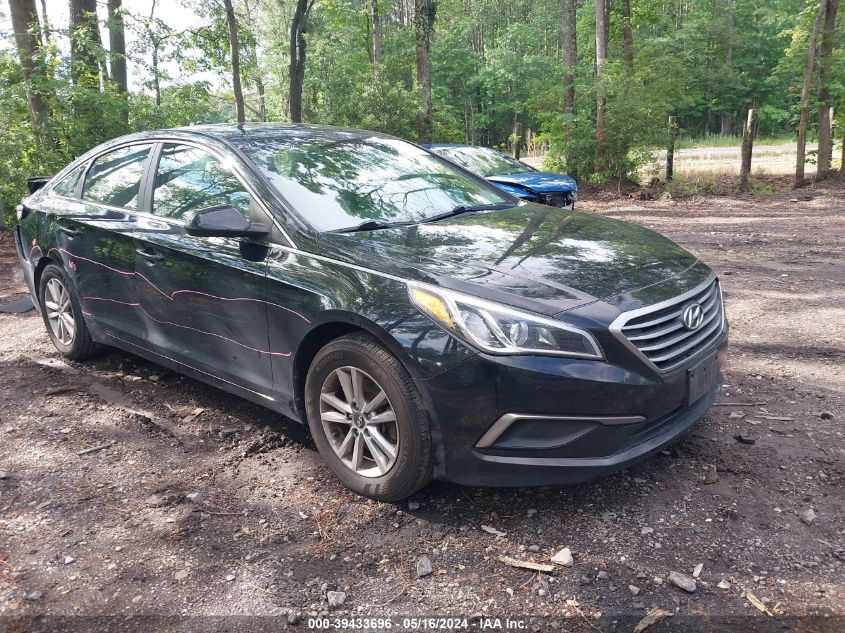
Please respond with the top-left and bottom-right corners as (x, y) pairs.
(511, 115), (521, 159)
(666, 116), (677, 182)
(255, 76), (267, 122)
(415, 0), (435, 143)
(152, 43), (161, 106)
(816, 0), (839, 176)
(621, 0), (634, 68)
(371, 0), (382, 73)
(223, 0), (245, 124)
(69, 0), (105, 87)
(720, 0), (734, 136)
(595, 0), (608, 165)
(739, 108), (757, 192)
(9, 0), (50, 148)
(796, 0), (826, 187)
(107, 0), (128, 126)
(143, 0), (161, 106)
(561, 0), (576, 117)
(720, 112), (732, 136)
(39, 0), (52, 45)
(242, 0), (266, 122)
(289, 0), (311, 123)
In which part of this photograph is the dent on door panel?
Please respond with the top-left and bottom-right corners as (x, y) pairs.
(133, 215), (278, 397)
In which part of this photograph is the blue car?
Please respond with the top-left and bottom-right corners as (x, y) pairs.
(425, 144), (577, 208)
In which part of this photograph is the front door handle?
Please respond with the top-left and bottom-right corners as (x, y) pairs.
(59, 227), (82, 238)
(136, 248), (165, 262)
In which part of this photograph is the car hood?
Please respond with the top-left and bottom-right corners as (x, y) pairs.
(490, 181), (535, 199)
(319, 205), (707, 316)
(487, 172), (578, 193)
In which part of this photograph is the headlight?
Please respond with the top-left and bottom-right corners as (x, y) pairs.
(408, 282), (603, 359)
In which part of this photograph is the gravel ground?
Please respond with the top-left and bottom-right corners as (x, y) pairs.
(0, 181), (843, 632)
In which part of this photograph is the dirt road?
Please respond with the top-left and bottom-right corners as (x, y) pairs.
(1, 182), (843, 631)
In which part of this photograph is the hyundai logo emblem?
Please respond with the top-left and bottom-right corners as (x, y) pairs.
(681, 303), (704, 330)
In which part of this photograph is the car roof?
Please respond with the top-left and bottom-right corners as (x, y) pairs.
(92, 123), (395, 152)
(426, 143), (478, 149)
(173, 123), (394, 145)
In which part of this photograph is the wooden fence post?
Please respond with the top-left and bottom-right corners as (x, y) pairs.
(666, 116), (677, 182)
(511, 119), (522, 159)
(739, 108), (757, 192)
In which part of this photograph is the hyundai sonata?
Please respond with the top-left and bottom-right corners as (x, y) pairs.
(15, 124), (727, 501)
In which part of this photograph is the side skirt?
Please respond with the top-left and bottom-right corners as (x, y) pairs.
(102, 332), (303, 422)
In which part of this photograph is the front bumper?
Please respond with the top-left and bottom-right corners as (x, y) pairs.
(417, 332), (727, 486)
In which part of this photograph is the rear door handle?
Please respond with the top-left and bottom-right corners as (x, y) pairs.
(59, 227), (82, 237)
(136, 248), (165, 262)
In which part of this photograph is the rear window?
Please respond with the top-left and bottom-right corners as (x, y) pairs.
(52, 164), (85, 198)
(82, 144), (153, 210)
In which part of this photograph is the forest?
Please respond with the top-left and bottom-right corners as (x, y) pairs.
(1, 0), (843, 224)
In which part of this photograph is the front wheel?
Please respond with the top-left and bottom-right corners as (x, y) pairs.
(305, 333), (432, 501)
(38, 264), (100, 360)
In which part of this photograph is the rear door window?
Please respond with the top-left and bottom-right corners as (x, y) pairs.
(82, 144), (153, 210)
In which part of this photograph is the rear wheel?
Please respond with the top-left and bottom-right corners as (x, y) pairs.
(38, 264), (99, 360)
(305, 333), (432, 501)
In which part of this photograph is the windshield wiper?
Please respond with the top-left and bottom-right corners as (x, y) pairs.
(419, 202), (515, 224)
(331, 202), (515, 234)
(330, 219), (417, 234)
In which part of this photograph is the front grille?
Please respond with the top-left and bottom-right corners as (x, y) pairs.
(611, 277), (725, 373)
(542, 192), (574, 208)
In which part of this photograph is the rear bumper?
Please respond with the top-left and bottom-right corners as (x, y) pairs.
(417, 333), (727, 486)
(13, 225), (39, 310)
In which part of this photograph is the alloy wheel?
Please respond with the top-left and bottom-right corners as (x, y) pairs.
(319, 366), (399, 478)
(44, 278), (75, 346)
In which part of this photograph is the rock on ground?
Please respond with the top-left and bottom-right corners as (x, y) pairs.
(669, 571), (697, 593)
(551, 547), (574, 567)
(327, 591), (346, 608)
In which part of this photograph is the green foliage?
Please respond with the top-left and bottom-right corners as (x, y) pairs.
(1, 0), (843, 227)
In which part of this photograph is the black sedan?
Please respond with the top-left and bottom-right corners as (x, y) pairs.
(15, 124), (728, 501)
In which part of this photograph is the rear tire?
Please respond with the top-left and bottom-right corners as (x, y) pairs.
(305, 333), (432, 501)
(38, 263), (100, 360)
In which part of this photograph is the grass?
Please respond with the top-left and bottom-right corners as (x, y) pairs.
(666, 172), (790, 196)
(675, 134), (795, 149)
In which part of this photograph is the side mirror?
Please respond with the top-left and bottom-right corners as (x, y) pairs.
(28, 176), (51, 194)
(185, 205), (269, 239)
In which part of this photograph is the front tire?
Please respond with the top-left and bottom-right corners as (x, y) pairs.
(305, 333), (432, 501)
(38, 263), (99, 360)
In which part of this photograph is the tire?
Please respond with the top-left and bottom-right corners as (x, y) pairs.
(305, 333), (433, 501)
(38, 263), (100, 360)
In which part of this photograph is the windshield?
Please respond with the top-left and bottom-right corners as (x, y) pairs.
(239, 135), (509, 232)
(434, 146), (536, 177)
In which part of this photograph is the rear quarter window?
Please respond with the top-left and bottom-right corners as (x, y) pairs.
(52, 164), (85, 198)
